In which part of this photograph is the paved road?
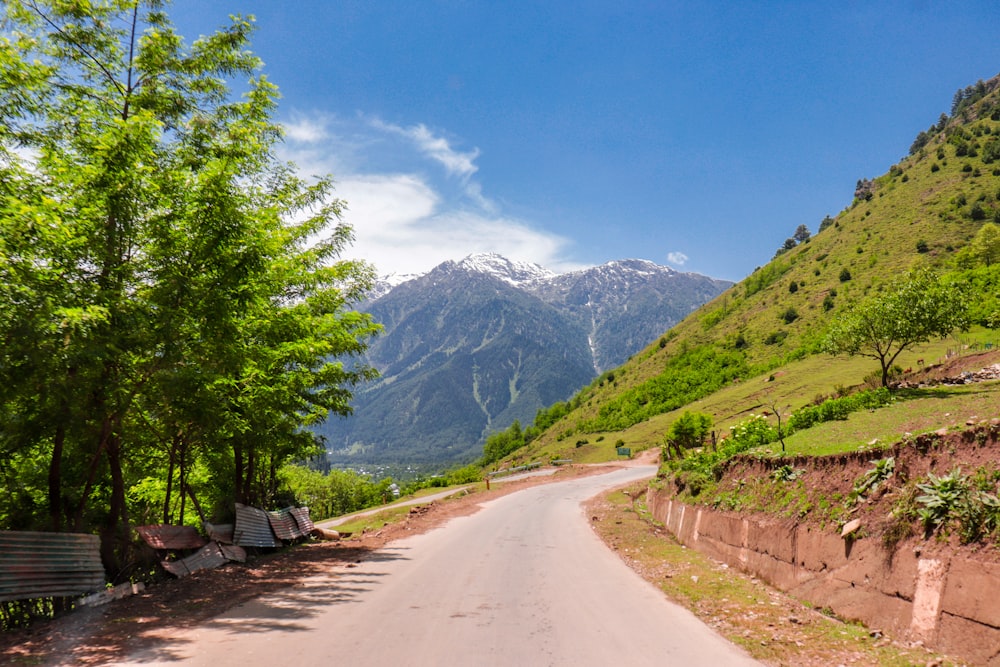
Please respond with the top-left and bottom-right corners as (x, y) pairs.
(318, 486), (474, 528)
(116, 465), (758, 666)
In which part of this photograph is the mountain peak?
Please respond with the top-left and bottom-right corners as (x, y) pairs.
(456, 253), (555, 287)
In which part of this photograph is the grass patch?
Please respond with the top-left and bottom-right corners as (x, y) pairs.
(774, 382), (1000, 458)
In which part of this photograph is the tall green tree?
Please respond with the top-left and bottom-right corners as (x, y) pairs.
(823, 268), (970, 388)
(969, 222), (1000, 267)
(0, 1), (378, 577)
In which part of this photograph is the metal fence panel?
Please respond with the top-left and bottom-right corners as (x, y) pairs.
(136, 525), (207, 550)
(233, 503), (281, 548)
(266, 508), (300, 542)
(0, 531), (104, 602)
(161, 542), (228, 578)
(290, 507), (314, 536)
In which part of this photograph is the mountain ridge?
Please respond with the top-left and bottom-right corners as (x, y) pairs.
(316, 254), (731, 465)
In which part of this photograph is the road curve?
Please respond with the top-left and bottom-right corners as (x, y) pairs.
(116, 466), (759, 666)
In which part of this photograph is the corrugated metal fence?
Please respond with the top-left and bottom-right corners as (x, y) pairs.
(0, 531), (104, 602)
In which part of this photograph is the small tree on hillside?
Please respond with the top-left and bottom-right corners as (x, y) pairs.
(793, 224), (811, 243)
(970, 222), (1000, 266)
(823, 269), (970, 387)
(662, 411), (712, 460)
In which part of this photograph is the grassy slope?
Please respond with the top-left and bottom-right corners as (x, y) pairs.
(503, 75), (1000, 466)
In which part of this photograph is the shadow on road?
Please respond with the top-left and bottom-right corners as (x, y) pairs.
(0, 543), (412, 666)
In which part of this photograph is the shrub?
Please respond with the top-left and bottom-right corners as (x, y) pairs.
(788, 281), (798, 294)
(839, 268), (852, 282)
(787, 387), (892, 431)
(663, 411), (713, 459)
(822, 294), (835, 311)
(916, 239), (929, 253)
(764, 330), (788, 345)
(780, 307), (799, 324)
(771, 465), (803, 482)
(916, 469), (969, 534)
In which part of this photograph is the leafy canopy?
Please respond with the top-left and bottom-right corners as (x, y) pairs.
(0, 0), (379, 576)
(823, 268), (969, 387)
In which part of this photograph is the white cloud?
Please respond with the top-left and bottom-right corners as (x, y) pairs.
(276, 111), (581, 277)
(368, 119), (479, 181)
(667, 251), (689, 266)
(282, 115), (329, 143)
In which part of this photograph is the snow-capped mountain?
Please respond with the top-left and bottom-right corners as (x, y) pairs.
(455, 252), (555, 287)
(316, 255), (731, 466)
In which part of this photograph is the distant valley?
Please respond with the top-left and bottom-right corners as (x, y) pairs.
(315, 254), (731, 466)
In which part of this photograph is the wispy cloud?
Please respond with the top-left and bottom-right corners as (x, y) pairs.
(368, 119), (479, 181)
(666, 251), (689, 266)
(277, 112), (581, 277)
(283, 114), (329, 143)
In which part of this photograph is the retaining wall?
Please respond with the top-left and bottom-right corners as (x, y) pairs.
(647, 489), (1000, 665)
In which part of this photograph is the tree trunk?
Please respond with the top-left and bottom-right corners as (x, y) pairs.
(233, 439), (245, 505)
(48, 421), (65, 532)
(163, 434), (179, 524)
(101, 429), (131, 581)
(178, 437), (187, 523)
(184, 482), (206, 524)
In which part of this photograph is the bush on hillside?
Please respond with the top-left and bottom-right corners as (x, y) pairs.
(582, 346), (749, 432)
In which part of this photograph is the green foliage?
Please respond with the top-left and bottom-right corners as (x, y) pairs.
(787, 388), (893, 431)
(839, 268), (852, 282)
(582, 346), (750, 432)
(280, 465), (388, 521)
(850, 457), (895, 503)
(669, 414), (777, 496)
(662, 411), (712, 459)
(0, 1), (378, 575)
(482, 420), (525, 465)
(764, 330), (788, 345)
(916, 469), (969, 534)
(823, 268), (970, 387)
(780, 307), (799, 324)
(969, 222), (1000, 266)
(743, 261), (790, 298)
(956, 262), (1000, 326)
(771, 465), (803, 482)
(952, 79), (990, 116)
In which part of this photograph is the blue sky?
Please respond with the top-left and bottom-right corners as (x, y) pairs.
(170, 1), (1000, 282)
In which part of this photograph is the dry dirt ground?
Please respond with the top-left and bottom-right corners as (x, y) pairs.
(0, 448), (964, 666)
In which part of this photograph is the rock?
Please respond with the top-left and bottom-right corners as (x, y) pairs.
(841, 518), (862, 538)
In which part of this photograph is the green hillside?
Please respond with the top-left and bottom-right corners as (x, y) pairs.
(490, 73), (1000, 466)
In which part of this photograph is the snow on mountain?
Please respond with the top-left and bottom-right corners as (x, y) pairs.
(456, 252), (555, 287)
(322, 252), (732, 466)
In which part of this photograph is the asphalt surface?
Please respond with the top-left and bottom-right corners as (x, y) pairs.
(115, 465), (759, 666)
